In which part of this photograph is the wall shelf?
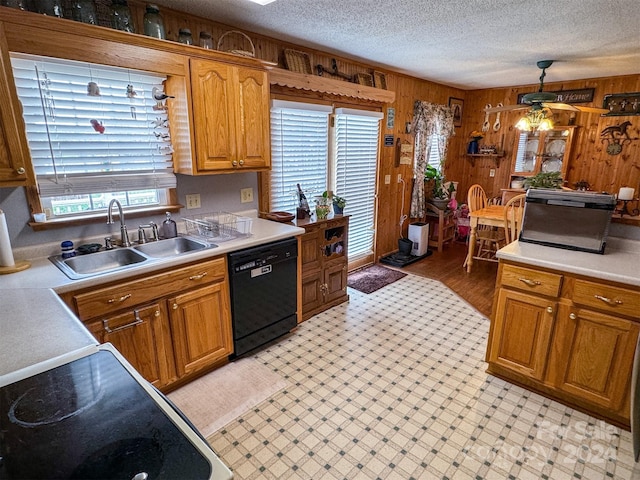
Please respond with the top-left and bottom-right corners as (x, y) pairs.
(466, 152), (504, 167)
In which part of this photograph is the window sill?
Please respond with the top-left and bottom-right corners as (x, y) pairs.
(28, 205), (183, 231)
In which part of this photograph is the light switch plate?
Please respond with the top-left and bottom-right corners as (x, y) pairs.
(240, 188), (254, 203)
(186, 194), (201, 209)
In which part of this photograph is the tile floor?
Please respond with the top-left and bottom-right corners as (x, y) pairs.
(208, 274), (639, 479)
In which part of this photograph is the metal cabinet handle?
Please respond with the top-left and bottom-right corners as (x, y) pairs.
(172, 303), (178, 310)
(594, 294), (623, 306)
(569, 313), (577, 320)
(107, 293), (132, 304)
(239, 159), (244, 166)
(103, 309), (143, 333)
(546, 306), (553, 314)
(16, 167), (25, 175)
(519, 278), (541, 287)
(189, 272), (208, 280)
(232, 160), (238, 167)
(154, 310), (160, 317)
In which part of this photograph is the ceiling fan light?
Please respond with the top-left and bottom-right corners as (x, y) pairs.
(538, 118), (554, 131)
(515, 116), (532, 131)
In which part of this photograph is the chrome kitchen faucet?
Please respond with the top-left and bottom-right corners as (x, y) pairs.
(106, 199), (131, 247)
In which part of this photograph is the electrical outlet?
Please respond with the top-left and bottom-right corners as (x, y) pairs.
(185, 194), (201, 209)
(489, 169), (496, 178)
(384, 174), (391, 185)
(240, 187), (254, 203)
(397, 174), (402, 183)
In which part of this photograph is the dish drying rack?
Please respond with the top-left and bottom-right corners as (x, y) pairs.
(183, 212), (251, 242)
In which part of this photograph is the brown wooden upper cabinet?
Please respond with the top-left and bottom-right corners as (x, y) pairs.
(510, 126), (576, 186)
(186, 58), (271, 174)
(0, 23), (34, 187)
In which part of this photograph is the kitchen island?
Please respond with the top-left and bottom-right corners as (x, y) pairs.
(487, 238), (640, 429)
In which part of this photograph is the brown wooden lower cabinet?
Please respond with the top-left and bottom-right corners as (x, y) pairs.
(297, 216), (349, 322)
(487, 261), (640, 428)
(62, 256), (233, 390)
(168, 283), (233, 378)
(87, 301), (176, 388)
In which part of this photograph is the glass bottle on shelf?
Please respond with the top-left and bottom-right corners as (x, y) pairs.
(143, 3), (165, 40)
(33, 0), (63, 17)
(177, 28), (193, 45)
(70, 0), (97, 25)
(110, 0), (135, 33)
(199, 31), (213, 49)
(1, 0), (27, 10)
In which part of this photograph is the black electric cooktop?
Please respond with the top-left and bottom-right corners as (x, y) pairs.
(0, 347), (215, 480)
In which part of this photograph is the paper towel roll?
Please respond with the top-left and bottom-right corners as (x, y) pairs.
(0, 210), (15, 267)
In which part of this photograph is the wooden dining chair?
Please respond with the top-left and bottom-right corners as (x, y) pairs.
(503, 194), (526, 244)
(466, 184), (505, 262)
(466, 184), (487, 212)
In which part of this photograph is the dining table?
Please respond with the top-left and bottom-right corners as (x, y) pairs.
(463, 205), (506, 273)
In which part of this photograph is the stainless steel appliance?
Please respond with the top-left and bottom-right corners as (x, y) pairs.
(228, 237), (298, 357)
(0, 344), (233, 480)
(519, 189), (616, 254)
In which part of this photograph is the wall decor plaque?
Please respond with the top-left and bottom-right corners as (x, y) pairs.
(517, 88), (595, 104)
(602, 92), (640, 116)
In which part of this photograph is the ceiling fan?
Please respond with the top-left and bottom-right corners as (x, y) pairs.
(485, 60), (609, 115)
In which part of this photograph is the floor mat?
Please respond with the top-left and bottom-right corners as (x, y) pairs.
(347, 264), (407, 294)
(168, 357), (288, 438)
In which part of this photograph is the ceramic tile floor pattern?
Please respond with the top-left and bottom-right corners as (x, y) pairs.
(208, 274), (639, 479)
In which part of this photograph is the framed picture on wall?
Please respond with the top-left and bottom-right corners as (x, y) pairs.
(449, 97), (463, 127)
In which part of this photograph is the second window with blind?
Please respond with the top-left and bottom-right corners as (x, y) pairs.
(270, 100), (382, 261)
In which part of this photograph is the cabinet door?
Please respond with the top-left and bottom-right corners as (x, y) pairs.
(324, 261), (348, 303)
(235, 66), (270, 169)
(539, 128), (573, 179)
(301, 270), (323, 316)
(88, 302), (176, 388)
(190, 58), (237, 171)
(512, 132), (539, 174)
(300, 228), (322, 272)
(549, 305), (639, 412)
(169, 283), (233, 377)
(488, 288), (556, 381)
(0, 23), (33, 187)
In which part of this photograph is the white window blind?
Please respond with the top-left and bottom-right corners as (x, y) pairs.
(11, 54), (175, 198)
(334, 109), (382, 260)
(270, 100), (331, 212)
(427, 134), (442, 171)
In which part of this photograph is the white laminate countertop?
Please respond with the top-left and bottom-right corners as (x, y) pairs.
(497, 237), (640, 287)
(0, 289), (98, 377)
(0, 217), (304, 378)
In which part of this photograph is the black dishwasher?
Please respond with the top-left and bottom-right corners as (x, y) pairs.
(228, 237), (298, 357)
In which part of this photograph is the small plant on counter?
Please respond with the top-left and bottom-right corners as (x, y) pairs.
(332, 195), (347, 208)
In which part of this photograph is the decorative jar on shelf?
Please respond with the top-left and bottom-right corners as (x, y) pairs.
(177, 28), (193, 45)
(467, 139), (480, 154)
(110, 0), (135, 33)
(143, 4), (165, 39)
(70, 0), (97, 25)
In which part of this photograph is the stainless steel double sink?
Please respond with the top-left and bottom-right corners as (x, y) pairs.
(50, 237), (216, 280)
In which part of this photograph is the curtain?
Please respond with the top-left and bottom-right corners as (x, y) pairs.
(409, 101), (455, 218)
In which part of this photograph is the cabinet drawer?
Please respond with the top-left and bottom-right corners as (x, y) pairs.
(572, 279), (639, 319)
(501, 264), (562, 297)
(74, 257), (226, 320)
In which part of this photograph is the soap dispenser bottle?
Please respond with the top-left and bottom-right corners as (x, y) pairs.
(163, 212), (177, 238)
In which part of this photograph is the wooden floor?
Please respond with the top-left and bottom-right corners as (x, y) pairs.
(392, 240), (498, 317)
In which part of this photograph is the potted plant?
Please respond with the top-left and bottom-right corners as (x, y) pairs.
(425, 165), (454, 209)
(332, 194), (347, 215)
(523, 171), (563, 190)
(315, 192), (332, 219)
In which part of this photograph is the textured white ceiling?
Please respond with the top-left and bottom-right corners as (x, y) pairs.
(153, 0), (640, 90)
